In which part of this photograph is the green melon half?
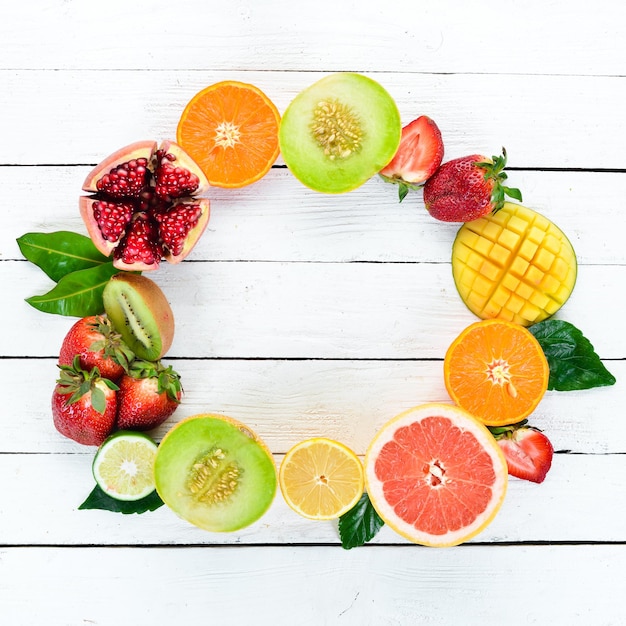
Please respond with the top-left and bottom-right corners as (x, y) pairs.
(154, 414), (277, 532)
(279, 73), (401, 193)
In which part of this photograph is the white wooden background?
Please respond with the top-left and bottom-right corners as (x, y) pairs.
(1, 1), (625, 624)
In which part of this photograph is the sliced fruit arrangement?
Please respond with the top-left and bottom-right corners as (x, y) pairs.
(379, 115), (444, 201)
(52, 274), (182, 446)
(279, 72), (401, 193)
(177, 81), (281, 188)
(365, 403), (508, 547)
(279, 437), (364, 520)
(92, 431), (159, 501)
(154, 414), (277, 532)
(14, 76), (616, 536)
(451, 202), (577, 326)
(80, 140), (210, 271)
(423, 148), (522, 222)
(443, 319), (549, 427)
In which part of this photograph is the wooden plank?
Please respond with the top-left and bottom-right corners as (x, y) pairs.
(0, 0), (621, 76)
(1, 71), (625, 168)
(1, 544), (625, 624)
(0, 450), (624, 546)
(2, 358), (622, 455)
(3, 261), (623, 359)
(6, 167), (625, 266)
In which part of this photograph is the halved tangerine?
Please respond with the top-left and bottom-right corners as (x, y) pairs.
(444, 319), (549, 426)
(365, 403), (508, 547)
(176, 81), (281, 188)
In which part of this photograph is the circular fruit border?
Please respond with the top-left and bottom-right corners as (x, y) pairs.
(17, 73), (616, 548)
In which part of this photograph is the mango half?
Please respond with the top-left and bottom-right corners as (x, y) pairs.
(451, 203), (577, 326)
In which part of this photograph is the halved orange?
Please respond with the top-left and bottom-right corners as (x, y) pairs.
(176, 81), (281, 188)
(279, 438), (364, 520)
(444, 319), (549, 426)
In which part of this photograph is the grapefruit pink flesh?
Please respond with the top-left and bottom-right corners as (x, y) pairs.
(365, 403), (508, 547)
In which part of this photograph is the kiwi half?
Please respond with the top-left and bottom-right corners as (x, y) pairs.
(279, 72), (401, 193)
(103, 273), (175, 361)
(154, 414), (277, 532)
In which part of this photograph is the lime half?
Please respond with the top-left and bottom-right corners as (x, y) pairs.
(93, 431), (158, 501)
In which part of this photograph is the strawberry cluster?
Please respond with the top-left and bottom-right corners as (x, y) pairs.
(51, 315), (182, 446)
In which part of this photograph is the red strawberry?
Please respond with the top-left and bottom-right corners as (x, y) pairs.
(491, 423), (554, 484)
(423, 148), (522, 222)
(116, 360), (182, 431)
(379, 115), (444, 202)
(59, 315), (134, 382)
(52, 356), (119, 446)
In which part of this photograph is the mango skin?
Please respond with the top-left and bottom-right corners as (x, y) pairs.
(451, 203), (577, 326)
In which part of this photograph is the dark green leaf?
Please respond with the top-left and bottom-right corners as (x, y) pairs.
(338, 492), (384, 549)
(529, 319), (616, 391)
(25, 263), (119, 317)
(78, 484), (164, 514)
(17, 231), (109, 282)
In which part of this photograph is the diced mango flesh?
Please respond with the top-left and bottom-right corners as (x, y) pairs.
(452, 203), (577, 326)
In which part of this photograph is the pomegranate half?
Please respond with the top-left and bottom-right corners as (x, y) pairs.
(80, 140), (210, 271)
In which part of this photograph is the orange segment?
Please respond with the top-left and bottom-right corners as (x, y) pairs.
(176, 81), (280, 188)
(444, 319), (549, 426)
(279, 438), (364, 520)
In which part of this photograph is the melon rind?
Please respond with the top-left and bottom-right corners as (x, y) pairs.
(364, 403), (508, 547)
(154, 414), (277, 532)
(279, 72), (401, 194)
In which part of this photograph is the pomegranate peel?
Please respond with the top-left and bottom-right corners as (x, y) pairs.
(80, 140), (210, 271)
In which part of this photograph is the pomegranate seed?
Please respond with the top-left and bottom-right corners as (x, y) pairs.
(154, 154), (200, 200)
(96, 158), (150, 198)
(155, 204), (203, 256)
(92, 200), (135, 242)
(114, 213), (162, 266)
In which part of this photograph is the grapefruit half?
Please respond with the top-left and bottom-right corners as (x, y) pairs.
(365, 403), (508, 547)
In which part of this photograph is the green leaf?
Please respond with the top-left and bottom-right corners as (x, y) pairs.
(529, 319), (616, 391)
(398, 183), (410, 203)
(338, 492), (384, 549)
(503, 186), (523, 202)
(78, 484), (164, 514)
(17, 231), (109, 282)
(25, 263), (119, 317)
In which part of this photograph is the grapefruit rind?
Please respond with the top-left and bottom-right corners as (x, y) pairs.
(364, 403), (508, 547)
(279, 437), (365, 521)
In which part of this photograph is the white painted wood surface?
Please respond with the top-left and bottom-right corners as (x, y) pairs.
(1, 1), (625, 624)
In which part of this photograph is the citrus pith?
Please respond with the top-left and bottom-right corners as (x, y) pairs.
(279, 437), (364, 520)
(365, 403), (508, 547)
